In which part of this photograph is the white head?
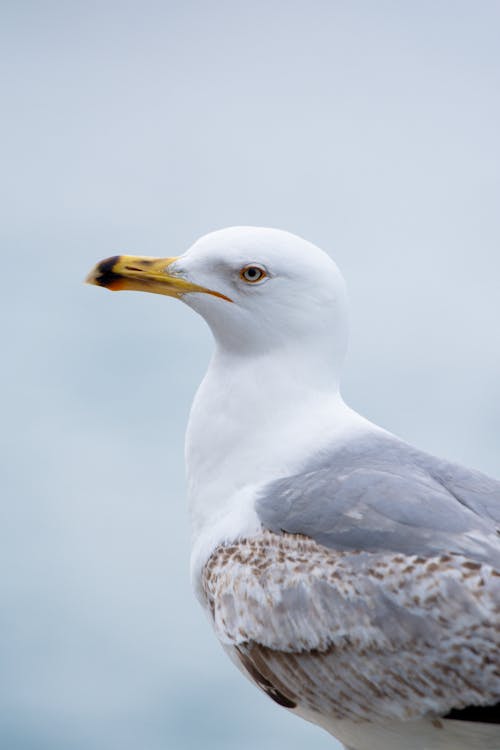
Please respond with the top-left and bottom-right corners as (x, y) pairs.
(174, 227), (348, 370)
(87, 225), (349, 387)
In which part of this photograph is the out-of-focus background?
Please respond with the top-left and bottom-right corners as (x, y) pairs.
(1, 2), (499, 748)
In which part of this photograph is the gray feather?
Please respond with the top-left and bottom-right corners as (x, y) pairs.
(255, 433), (500, 565)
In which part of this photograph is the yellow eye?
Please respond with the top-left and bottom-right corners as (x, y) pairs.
(240, 265), (267, 283)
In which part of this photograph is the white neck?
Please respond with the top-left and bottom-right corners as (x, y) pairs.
(185, 345), (369, 593)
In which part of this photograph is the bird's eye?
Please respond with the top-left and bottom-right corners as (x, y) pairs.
(240, 265), (267, 283)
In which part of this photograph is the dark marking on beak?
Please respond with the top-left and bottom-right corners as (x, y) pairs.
(93, 256), (122, 287)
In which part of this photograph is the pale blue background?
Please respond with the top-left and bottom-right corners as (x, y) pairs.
(1, 1), (499, 748)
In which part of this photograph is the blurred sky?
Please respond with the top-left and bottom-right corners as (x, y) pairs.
(1, 1), (500, 749)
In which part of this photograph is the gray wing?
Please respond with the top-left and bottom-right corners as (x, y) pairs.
(256, 433), (500, 566)
(205, 434), (500, 727)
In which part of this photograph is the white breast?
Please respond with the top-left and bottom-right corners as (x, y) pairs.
(185, 347), (372, 596)
(320, 716), (500, 750)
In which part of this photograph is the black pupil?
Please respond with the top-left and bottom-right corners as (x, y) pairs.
(247, 268), (259, 278)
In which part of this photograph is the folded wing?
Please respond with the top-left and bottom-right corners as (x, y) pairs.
(203, 435), (500, 722)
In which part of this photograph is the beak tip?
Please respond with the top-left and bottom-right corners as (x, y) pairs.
(85, 255), (122, 289)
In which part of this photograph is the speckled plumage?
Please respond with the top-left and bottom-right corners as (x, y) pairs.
(202, 530), (500, 727)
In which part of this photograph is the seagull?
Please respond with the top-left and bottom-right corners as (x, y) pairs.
(87, 227), (500, 750)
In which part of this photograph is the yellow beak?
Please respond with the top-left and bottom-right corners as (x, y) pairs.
(85, 255), (232, 302)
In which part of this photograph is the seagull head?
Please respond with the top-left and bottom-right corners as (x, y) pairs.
(87, 226), (348, 375)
